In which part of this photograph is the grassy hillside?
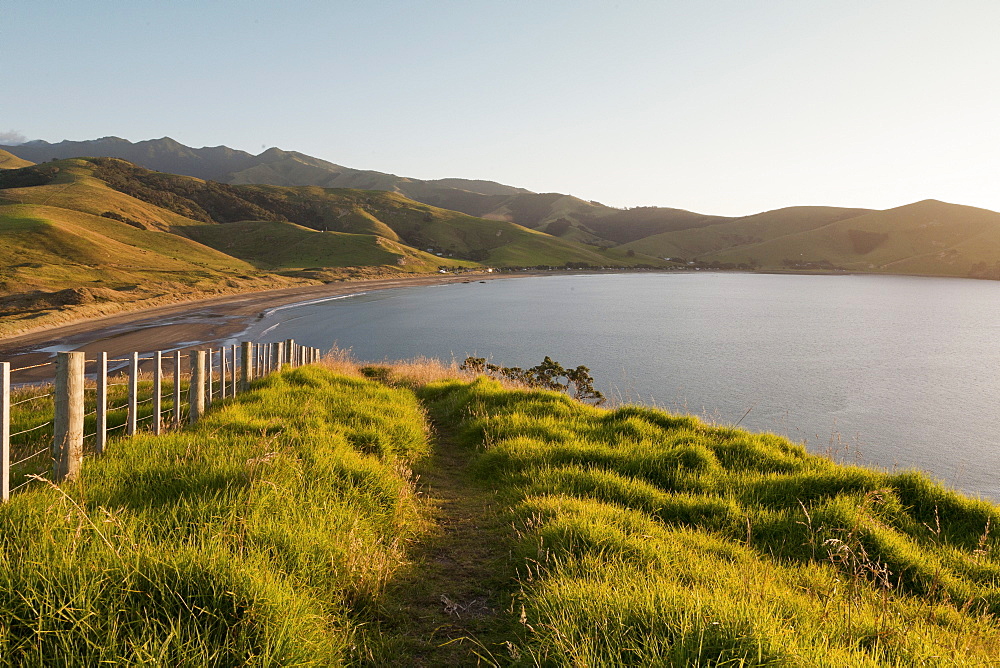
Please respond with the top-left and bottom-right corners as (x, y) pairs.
(623, 205), (872, 259)
(420, 376), (1000, 664)
(183, 219), (462, 273)
(0, 201), (302, 336)
(0, 160), (314, 336)
(318, 189), (665, 267)
(4, 359), (1000, 664)
(0, 138), (742, 246)
(8, 158), (652, 269)
(0, 149), (32, 170)
(705, 200), (1000, 277)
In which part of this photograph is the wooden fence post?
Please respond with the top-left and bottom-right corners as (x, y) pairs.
(173, 350), (182, 426)
(96, 352), (107, 454)
(240, 342), (253, 391)
(231, 344), (238, 391)
(189, 350), (206, 424)
(53, 351), (85, 482)
(1, 362), (9, 501)
(153, 351), (162, 436)
(127, 352), (139, 435)
(275, 342), (285, 372)
(285, 339), (295, 366)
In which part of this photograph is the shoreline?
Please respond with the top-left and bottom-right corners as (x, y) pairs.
(0, 271), (543, 383)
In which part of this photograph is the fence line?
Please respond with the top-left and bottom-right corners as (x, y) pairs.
(0, 341), (323, 502)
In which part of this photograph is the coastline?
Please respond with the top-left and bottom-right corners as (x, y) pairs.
(0, 271), (541, 382)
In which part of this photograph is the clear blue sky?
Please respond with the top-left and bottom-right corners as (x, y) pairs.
(4, 1), (999, 216)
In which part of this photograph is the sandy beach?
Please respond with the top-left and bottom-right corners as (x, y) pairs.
(0, 273), (521, 383)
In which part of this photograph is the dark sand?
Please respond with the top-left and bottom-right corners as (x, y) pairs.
(0, 273), (519, 383)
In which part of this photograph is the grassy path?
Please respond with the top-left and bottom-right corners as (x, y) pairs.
(362, 423), (522, 666)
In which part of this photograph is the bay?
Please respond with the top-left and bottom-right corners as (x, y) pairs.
(242, 272), (1000, 501)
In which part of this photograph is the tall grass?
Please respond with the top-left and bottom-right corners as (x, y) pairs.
(7, 359), (1000, 664)
(421, 377), (1000, 665)
(0, 366), (431, 665)
(7, 374), (192, 491)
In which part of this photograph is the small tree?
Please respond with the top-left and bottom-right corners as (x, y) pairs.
(461, 356), (605, 405)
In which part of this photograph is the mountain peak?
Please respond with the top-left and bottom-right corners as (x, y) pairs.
(146, 136), (184, 146)
(257, 147), (289, 160)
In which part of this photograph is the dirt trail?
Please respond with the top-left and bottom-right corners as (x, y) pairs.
(365, 424), (522, 666)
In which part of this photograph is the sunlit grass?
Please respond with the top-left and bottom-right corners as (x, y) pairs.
(420, 377), (1000, 665)
(6, 360), (1000, 664)
(0, 366), (431, 665)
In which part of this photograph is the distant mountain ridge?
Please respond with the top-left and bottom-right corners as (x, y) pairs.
(4, 136), (530, 198)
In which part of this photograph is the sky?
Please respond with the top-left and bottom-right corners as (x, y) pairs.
(3, 0), (1000, 216)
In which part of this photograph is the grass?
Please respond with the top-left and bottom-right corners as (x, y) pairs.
(703, 201), (1000, 277)
(289, 189), (666, 268)
(619, 199), (1000, 279)
(622, 206), (871, 260)
(419, 377), (1000, 665)
(0, 365), (432, 665)
(5, 358), (1000, 665)
(182, 219), (460, 272)
(0, 150), (33, 170)
(0, 165), (310, 337)
(6, 373), (195, 491)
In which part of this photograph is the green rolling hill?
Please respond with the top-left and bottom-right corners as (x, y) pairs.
(181, 219), (451, 273)
(0, 149), (33, 170)
(622, 206), (874, 259)
(702, 200), (1000, 277)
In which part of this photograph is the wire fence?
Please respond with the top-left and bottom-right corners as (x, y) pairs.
(1, 340), (324, 501)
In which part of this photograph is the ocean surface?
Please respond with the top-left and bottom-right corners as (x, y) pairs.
(241, 272), (1000, 501)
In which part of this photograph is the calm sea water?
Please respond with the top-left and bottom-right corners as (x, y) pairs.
(242, 272), (1000, 500)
